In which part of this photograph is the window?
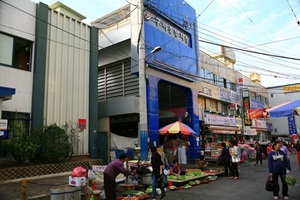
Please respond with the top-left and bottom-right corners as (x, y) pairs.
(0, 33), (32, 71)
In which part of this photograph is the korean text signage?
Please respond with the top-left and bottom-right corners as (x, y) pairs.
(219, 89), (240, 104)
(288, 116), (297, 135)
(248, 108), (264, 119)
(205, 114), (237, 126)
(283, 84), (300, 93)
(266, 123), (273, 132)
(251, 119), (267, 129)
(250, 98), (264, 109)
(199, 82), (220, 99)
(0, 119), (8, 138)
(243, 97), (252, 126)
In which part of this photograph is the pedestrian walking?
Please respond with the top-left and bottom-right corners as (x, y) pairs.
(268, 141), (291, 200)
(103, 153), (131, 200)
(219, 142), (231, 176)
(229, 140), (240, 180)
(294, 140), (300, 153)
(149, 146), (166, 200)
(267, 142), (273, 155)
(254, 142), (263, 166)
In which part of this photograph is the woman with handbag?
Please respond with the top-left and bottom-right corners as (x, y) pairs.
(268, 141), (291, 200)
(229, 140), (240, 180)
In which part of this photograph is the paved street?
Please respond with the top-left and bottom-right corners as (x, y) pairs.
(0, 155), (299, 200)
(166, 155), (300, 200)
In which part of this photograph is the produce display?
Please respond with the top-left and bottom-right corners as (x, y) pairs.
(120, 190), (150, 200)
(182, 184), (192, 189)
(168, 171), (204, 181)
(169, 185), (178, 190)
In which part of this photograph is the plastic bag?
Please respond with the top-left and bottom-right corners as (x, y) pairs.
(88, 169), (96, 180)
(71, 166), (87, 177)
(285, 175), (297, 187)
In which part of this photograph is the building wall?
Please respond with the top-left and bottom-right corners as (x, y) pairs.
(44, 9), (91, 155)
(0, 0), (36, 113)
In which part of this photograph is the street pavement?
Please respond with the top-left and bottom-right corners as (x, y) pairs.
(0, 155), (299, 200)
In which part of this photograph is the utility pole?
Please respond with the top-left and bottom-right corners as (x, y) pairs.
(137, 0), (148, 160)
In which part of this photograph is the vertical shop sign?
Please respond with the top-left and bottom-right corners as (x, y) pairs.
(288, 116), (297, 135)
(243, 97), (252, 126)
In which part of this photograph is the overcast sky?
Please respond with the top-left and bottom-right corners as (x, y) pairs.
(33, 0), (300, 87)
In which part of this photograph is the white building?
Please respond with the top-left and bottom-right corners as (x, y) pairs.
(267, 83), (300, 140)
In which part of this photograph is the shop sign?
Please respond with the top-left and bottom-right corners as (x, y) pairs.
(211, 130), (236, 134)
(250, 98), (264, 109)
(266, 122), (273, 132)
(248, 108), (264, 119)
(243, 97), (252, 126)
(220, 89), (231, 102)
(236, 117), (242, 128)
(146, 11), (190, 46)
(244, 127), (257, 135)
(231, 91), (240, 104)
(283, 84), (300, 93)
(205, 114), (236, 126)
(251, 119), (267, 128)
(0, 119), (8, 137)
(288, 116), (297, 135)
(199, 82), (219, 99)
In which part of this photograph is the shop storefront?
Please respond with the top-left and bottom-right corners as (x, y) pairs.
(202, 113), (240, 158)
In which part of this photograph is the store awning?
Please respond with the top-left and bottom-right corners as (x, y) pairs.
(208, 125), (240, 131)
(0, 86), (16, 101)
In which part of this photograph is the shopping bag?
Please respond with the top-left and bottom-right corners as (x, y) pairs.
(265, 176), (275, 192)
(157, 174), (168, 188)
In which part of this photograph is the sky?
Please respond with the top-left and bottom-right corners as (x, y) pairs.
(32, 0), (300, 88)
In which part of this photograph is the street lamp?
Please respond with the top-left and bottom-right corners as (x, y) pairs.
(145, 46), (162, 61)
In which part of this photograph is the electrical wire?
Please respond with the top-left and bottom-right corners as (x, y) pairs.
(286, 0), (300, 25)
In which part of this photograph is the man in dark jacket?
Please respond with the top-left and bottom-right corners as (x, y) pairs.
(268, 141), (291, 200)
(220, 142), (231, 176)
(149, 146), (166, 200)
(255, 142), (263, 166)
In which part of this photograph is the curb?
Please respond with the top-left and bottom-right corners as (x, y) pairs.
(0, 171), (71, 185)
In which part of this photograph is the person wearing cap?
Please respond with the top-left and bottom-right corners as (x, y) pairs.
(103, 153), (131, 200)
(268, 141), (291, 200)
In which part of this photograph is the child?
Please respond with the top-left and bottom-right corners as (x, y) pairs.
(198, 155), (208, 170)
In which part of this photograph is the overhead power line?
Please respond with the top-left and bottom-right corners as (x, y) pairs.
(198, 39), (300, 61)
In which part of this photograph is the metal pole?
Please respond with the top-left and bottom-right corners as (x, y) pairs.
(240, 88), (245, 142)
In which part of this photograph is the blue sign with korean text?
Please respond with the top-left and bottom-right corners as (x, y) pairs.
(250, 98), (264, 109)
(288, 116), (297, 135)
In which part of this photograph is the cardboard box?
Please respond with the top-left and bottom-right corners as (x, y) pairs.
(68, 176), (86, 187)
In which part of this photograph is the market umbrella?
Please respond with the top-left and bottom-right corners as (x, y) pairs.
(159, 121), (198, 137)
(267, 99), (300, 118)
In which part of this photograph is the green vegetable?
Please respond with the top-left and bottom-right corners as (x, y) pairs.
(285, 175), (297, 187)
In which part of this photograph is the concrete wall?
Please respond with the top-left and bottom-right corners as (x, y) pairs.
(0, 0), (36, 113)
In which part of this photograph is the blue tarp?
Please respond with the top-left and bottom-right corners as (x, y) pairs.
(268, 99), (300, 118)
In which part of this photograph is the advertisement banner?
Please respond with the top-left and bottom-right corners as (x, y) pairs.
(205, 114), (236, 126)
(288, 116), (297, 135)
(248, 108), (264, 119)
